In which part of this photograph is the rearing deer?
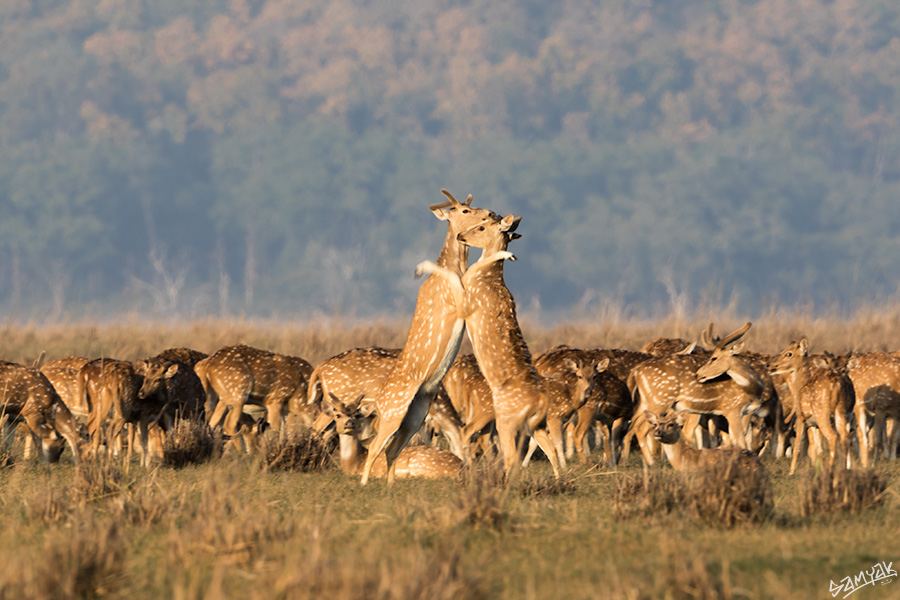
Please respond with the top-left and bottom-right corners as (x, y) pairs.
(417, 214), (564, 478)
(359, 190), (501, 485)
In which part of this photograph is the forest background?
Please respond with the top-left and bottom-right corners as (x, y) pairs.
(2, 0), (900, 323)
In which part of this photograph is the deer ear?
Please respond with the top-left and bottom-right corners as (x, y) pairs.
(430, 204), (452, 221)
(509, 232), (523, 241)
(643, 411), (658, 425)
(675, 411), (687, 425)
(596, 358), (610, 372)
(500, 214), (522, 233)
(798, 337), (809, 354)
(165, 364), (180, 378)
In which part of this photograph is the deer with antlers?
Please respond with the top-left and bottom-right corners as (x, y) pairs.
(416, 213), (567, 478)
(358, 190), (503, 485)
(624, 323), (770, 466)
(769, 338), (855, 474)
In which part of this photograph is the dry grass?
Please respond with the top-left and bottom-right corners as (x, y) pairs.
(1, 318), (900, 598)
(799, 465), (889, 517)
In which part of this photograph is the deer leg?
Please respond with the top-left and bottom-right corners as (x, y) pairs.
(789, 418), (807, 475)
(856, 405), (871, 467)
(546, 417), (567, 471)
(530, 428), (561, 477)
(521, 435), (539, 467)
(266, 401), (284, 432)
(381, 390), (433, 484)
(724, 412), (749, 450)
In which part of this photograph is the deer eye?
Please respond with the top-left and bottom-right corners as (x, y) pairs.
(461, 209), (469, 214)
(478, 226), (485, 231)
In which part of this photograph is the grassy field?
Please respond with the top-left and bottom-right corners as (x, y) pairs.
(0, 317), (899, 599)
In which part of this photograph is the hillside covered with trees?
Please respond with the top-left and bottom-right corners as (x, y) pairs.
(2, 0), (900, 321)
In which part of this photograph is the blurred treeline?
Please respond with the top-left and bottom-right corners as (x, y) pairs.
(2, 0), (900, 321)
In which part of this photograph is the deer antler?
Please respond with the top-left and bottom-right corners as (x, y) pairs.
(702, 322), (752, 350)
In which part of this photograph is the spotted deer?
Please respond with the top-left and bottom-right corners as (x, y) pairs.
(522, 358), (599, 470)
(327, 395), (462, 479)
(308, 346), (465, 458)
(535, 347), (629, 466)
(443, 354), (496, 459)
(0, 361), (83, 463)
(644, 410), (762, 473)
(40, 356), (92, 421)
(768, 338), (855, 474)
(624, 323), (769, 466)
(416, 214), (565, 478)
(154, 347), (209, 369)
(196, 345), (309, 443)
(359, 190), (502, 485)
(79, 358), (164, 464)
(844, 352), (900, 465)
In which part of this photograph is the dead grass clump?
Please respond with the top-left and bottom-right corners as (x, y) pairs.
(799, 466), (888, 517)
(266, 530), (487, 600)
(258, 428), (333, 472)
(613, 471), (683, 519)
(71, 455), (130, 503)
(517, 471), (578, 497)
(169, 476), (294, 567)
(4, 519), (127, 600)
(684, 457), (773, 527)
(162, 420), (220, 468)
(111, 473), (177, 527)
(450, 459), (513, 531)
(614, 459), (773, 528)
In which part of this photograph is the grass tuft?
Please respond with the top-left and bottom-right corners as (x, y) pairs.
(799, 465), (889, 517)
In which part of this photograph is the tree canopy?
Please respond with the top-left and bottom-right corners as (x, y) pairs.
(2, 0), (900, 321)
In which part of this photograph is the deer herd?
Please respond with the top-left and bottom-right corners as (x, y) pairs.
(2, 190), (900, 484)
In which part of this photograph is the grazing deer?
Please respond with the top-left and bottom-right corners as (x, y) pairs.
(327, 396), (462, 479)
(0, 361), (83, 463)
(196, 345), (309, 444)
(417, 213), (565, 478)
(359, 190), (502, 485)
(845, 352), (900, 464)
(644, 410), (762, 473)
(624, 323), (769, 466)
(768, 338), (855, 474)
(522, 358), (599, 470)
(80, 358), (164, 465)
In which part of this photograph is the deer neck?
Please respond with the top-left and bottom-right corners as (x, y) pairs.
(784, 359), (812, 400)
(337, 431), (367, 476)
(435, 226), (468, 277)
(659, 438), (690, 471)
(724, 358), (766, 398)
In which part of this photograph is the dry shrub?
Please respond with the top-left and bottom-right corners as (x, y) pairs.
(163, 420), (220, 468)
(684, 456), (773, 527)
(3, 519), (127, 600)
(615, 457), (772, 527)
(799, 466), (888, 517)
(258, 428), (333, 472)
